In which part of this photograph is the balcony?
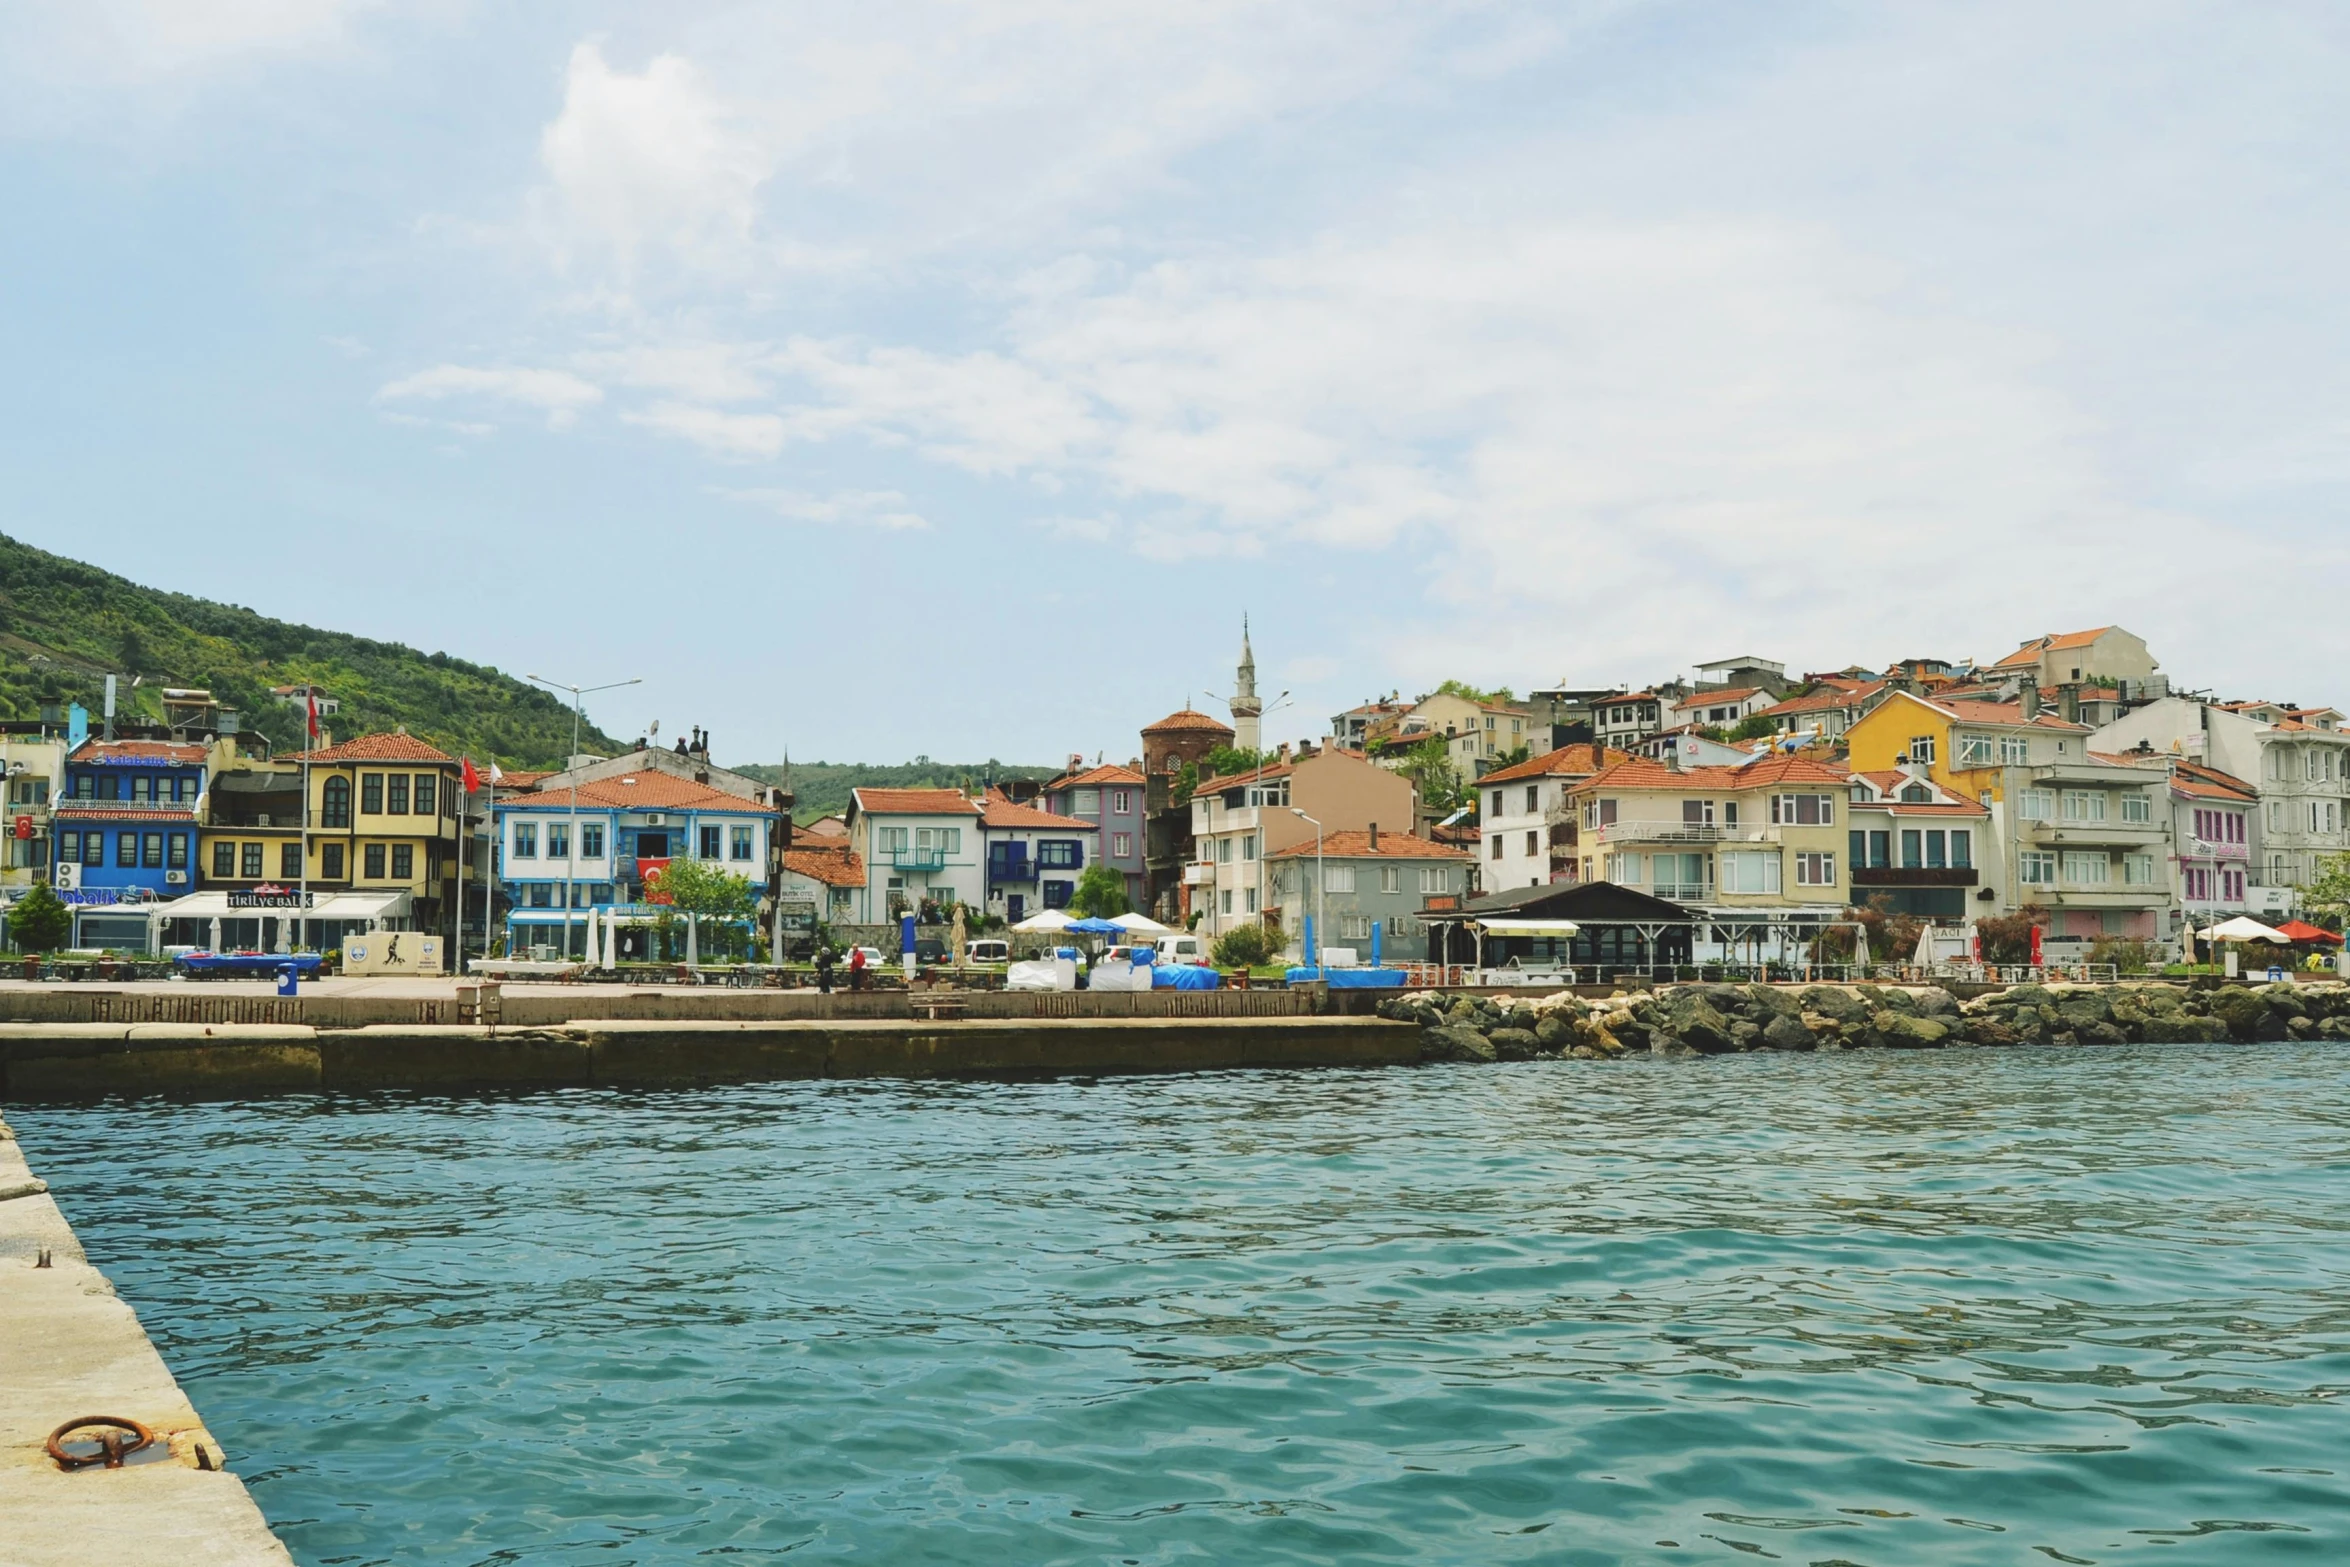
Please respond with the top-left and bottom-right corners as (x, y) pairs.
(887, 847), (948, 871)
(1183, 862), (1216, 886)
(1852, 866), (1978, 887)
(1596, 822), (1724, 845)
(987, 852), (1033, 884)
(2024, 819), (2167, 848)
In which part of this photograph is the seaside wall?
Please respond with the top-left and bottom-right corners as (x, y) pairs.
(1392, 980), (2348, 1060)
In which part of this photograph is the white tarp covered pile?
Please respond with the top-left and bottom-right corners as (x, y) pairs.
(1008, 956), (1078, 991)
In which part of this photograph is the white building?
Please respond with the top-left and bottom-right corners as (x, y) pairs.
(844, 788), (985, 922)
(1474, 743), (1627, 892)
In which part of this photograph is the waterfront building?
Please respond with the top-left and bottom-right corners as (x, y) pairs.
(844, 787), (985, 922)
(1565, 753), (1855, 926)
(2095, 747), (2258, 927)
(1474, 744), (1632, 891)
(1189, 744), (1415, 941)
(776, 840), (864, 929)
(1041, 763), (1145, 905)
(1264, 825), (1469, 960)
(978, 788), (1099, 923)
(1844, 767), (1996, 920)
(0, 723), (68, 894)
(296, 733), (465, 936)
(1140, 706), (1234, 918)
(51, 737), (226, 948)
(496, 769), (784, 955)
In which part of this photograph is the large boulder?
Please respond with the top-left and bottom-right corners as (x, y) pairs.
(2209, 987), (2270, 1042)
(1534, 1013), (1575, 1050)
(1745, 984), (1799, 1018)
(1762, 1013), (1816, 1051)
(1666, 991), (1738, 1053)
(2260, 983), (2309, 1021)
(1423, 1025), (1497, 1063)
(1874, 1011), (1952, 1049)
(1913, 987), (1959, 1018)
(2055, 989), (2113, 1030)
(1966, 1017), (2023, 1047)
(1801, 986), (1871, 1023)
(1488, 1027), (1543, 1061)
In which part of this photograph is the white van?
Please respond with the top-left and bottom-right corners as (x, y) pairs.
(966, 939), (1011, 965)
(1128, 934), (1209, 966)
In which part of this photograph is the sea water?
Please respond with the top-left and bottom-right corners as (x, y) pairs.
(16, 1045), (2350, 1565)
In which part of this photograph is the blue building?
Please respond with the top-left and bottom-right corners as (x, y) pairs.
(52, 738), (220, 948)
(979, 789), (1098, 924)
(494, 769), (783, 958)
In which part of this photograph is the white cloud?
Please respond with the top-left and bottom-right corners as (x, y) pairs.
(2, 0), (382, 86)
(715, 487), (929, 531)
(375, 364), (603, 429)
(623, 402), (786, 460)
(379, 410), (494, 437)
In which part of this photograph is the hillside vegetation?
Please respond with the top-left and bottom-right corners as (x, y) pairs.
(735, 759), (1062, 823)
(0, 531), (619, 766)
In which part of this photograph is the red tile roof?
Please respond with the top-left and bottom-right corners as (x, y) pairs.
(1267, 830), (1470, 861)
(69, 739), (210, 765)
(1990, 627), (2117, 668)
(496, 769), (557, 790)
(1759, 681), (1885, 717)
(1849, 771), (1988, 816)
(781, 844), (865, 887)
(1672, 687), (1768, 708)
(307, 732), (456, 764)
(1055, 763), (1145, 788)
(2169, 760), (2257, 801)
(1142, 708), (1235, 735)
(51, 801), (199, 822)
(1478, 744), (1632, 785)
(1572, 754), (1850, 794)
(500, 772), (777, 813)
(978, 789), (1096, 831)
(851, 787), (982, 816)
(1932, 697), (2091, 732)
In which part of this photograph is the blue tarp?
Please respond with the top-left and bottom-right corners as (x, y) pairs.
(1284, 967), (1409, 989)
(176, 952), (327, 977)
(1064, 917), (1126, 935)
(1151, 963), (1221, 990)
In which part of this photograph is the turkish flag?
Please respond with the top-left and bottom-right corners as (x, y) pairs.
(462, 757), (482, 793)
(306, 687), (320, 741)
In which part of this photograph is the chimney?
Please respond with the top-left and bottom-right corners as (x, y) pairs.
(2021, 676), (2042, 719)
(1369, 821), (1380, 851)
(2059, 685), (2080, 725)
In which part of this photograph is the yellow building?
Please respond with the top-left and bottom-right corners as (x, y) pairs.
(1566, 754), (1854, 909)
(300, 732), (464, 932)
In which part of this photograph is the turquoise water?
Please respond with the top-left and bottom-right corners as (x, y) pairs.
(16, 1046), (2350, 1564)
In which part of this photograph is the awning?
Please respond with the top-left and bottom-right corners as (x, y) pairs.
(151, 889), (414, 922)
(2273, 919), (2343, 945)
(1469, 918), (1581, 936)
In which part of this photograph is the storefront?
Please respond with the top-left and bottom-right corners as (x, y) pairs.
(154, 887), (414, 954)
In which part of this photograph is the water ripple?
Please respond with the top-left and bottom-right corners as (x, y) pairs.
(14, 1043), (2350, 1564)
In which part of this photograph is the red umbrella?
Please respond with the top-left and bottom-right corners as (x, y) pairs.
(2274, 919), (2344, 945)
(2028, 922), (2043, 965)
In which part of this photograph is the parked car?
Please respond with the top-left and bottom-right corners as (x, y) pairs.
(847, 946), (887, 970)
(965, 939), (1011, 964)
(913, 937), (949, 964)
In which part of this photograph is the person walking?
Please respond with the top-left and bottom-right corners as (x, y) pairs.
(848, 944), (867, 992)
(815, 943), (835, 994)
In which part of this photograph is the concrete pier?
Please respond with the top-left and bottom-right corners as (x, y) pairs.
(0, 1117), (290, 1564)
(0, 1016), (1420, 1099)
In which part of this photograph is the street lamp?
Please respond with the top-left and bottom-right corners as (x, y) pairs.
(525, 673), (642, 959)
(1248, 691), (1291, 935)
(1290, 806), (1322, 969)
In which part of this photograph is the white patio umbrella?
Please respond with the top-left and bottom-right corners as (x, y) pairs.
(1011, 909), (1077, 933)
(2201, 915), (2291, 944)
(1108, 912), (1172, 934)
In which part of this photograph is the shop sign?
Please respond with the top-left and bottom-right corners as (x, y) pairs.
(227, 887), (314, 910)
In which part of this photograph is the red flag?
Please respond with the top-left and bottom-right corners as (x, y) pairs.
(305, 687), (320, 741)
(462, 757), (483, 793)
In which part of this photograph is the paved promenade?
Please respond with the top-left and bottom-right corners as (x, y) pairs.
(0, 1117), (290, 1564)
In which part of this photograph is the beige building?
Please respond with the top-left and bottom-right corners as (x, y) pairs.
(1568, 754), (1856, 914)
(1986, 626), (2159, 692)
(1188, 744), (1416, 938)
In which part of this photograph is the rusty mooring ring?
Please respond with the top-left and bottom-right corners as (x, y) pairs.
(46, 1415), (155, 1470)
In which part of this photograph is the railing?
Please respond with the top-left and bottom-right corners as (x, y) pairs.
(1852, 866), (1978, 886)
(987, 854), (1032, 884)
(887, 847), (948, 870)
(1182, 863), (1215, 885)
(1597, 823), (1723, 844)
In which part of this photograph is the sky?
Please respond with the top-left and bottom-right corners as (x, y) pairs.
(2, 1), (2345, 766)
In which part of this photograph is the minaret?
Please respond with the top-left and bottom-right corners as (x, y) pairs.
(1231, 616), (1262, 753)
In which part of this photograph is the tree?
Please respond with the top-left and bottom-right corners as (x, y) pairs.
(2306, 852), (2350, 919)
(10, 882), (70, 952)
(645, 858), (757, 919)
(1202, 745), (1270, 778)
(1729, 713), (1778, 743)
(1395, 735), (1466, 813)
(1491, 743), (1532, 770)
(1069, 863), (1130, 918)
(1434, 678), (1515, 705)
(1212, 922), (1277, 968)
(1975, 907), (2045, 965)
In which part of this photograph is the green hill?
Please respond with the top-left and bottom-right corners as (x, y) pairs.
(0, 531), (620, 766)
(735, 759), (1063, 824)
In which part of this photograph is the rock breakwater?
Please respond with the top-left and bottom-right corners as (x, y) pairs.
(1379, 981), (2350, 1062)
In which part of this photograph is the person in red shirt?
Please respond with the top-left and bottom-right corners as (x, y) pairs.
(848, 944), (868, 991)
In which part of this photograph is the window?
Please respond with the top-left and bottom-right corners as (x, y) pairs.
(1900, 784), (1932, 803)
(2123, 853), (2158, 885)
(1900, 829), (1922, 868)
(73, 832), (98, 865)
(1420, 867), (1449, 893)
(1245, 887), (1258, 914)
(542, 824), (567, 859)
(1771, 794), (1834, 825)
(140, 832), (162, 868)
(730, 825), (753, 860)
(1950, 829), (1972, 868)
(1719, 850), (1781, 894)
(1525, 830), (1538, 856)
(1220, 890), (1233, 914)
(2061, 850), (2110, 885)
(1583, 798), (1618, 830)
(1908, 735), (1936, 765)
(1340, 914), (1375, 940)
(1380, 865), (1402, 893)
(2061, 790), (2106, 822)
(167, 834), (188, 869)
(386, 775), (409, 814)
(2005, 738), (2033, 766)
(280, 842), (302, 878)
(1794, 851), (1836, 887)
(364, 844), (386, 878)
(2223, 868), (2245, 901)
(698, 825), (720, 858)
(323, 843), (345, 879)
(513, 823), (537, 858)
(879, 825), (909, 852)
(1324, 863), (1355, 893)
(1955, 734), (1994, 766)
(414, 774), (437, 817)
(1073, 788), (1101, 815)
(1110, 790), (1132, 815)
(323, 776), (351, 828)
(1241, 834), (1257, 862)
(1606, 852), (1643, 883)
(938, 828), (962, 854)
(130, 774), (152, 803)
(2019, 789), (2055, 821)
(1653, 852), (1709, 899)
(1039, 839), (1082, 869)
(241, 842), (263, 877)
(212, 841), (236, 877)
(581, 825), (605, 858)
(1524, 786), (1539, 813)
(1491, 835), (1504, 861)
(392, 844), (414, 878)
(1217, 836), (1233, 864)
(2185, 865), (2210, 901)
(1111, 832), (1133, 859)
(1683, 799), (1715, 827)
(361, 774), (384, 814)
(1489, 790), (1503, 816)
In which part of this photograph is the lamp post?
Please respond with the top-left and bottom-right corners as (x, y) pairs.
(525, 673), (642, 959)
(1248, 691), (1291, 935)
(1290, 806), (1322, 969)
